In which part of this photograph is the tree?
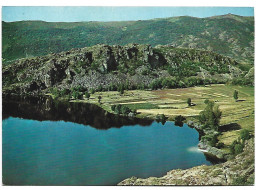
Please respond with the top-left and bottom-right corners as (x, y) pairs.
(233, 90), (238, 101)
(199, 100), (222, 131)
(98, 96), (102, 103)
(187, 98), (192, 106)
(175, 115), (186, 127)
(118, 84), (125, 95)
(120, 87), (124, 95)
(85, 91), (90, 100)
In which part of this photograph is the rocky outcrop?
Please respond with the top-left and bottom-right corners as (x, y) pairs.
(118, 139), (254, 186)
(2, 44), (244, 95)
(186, 120), (226, 160)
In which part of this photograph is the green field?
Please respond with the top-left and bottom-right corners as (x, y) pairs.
(71, 84), (254, 146)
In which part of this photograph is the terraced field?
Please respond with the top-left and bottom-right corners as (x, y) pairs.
(72, 84), (254, 146)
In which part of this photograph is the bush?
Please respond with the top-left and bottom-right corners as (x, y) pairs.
(111, 105), (116, 112)
(90, 89), (95, 94)
(201, 134), (218, 147)
(156, 114), (167, 125)
(85, 91), (90, 99)
(174, 115), (186, 127)
(234, 144), (244, 155)
(230, 139), (244, 155)
(232, 175), (250, 186)
(216, 142), (225, 149)
(97, 85), (103, 92)
(112, 104), (133, 115)
(240, 129), (250, 142)
(98, 96), (102, 103)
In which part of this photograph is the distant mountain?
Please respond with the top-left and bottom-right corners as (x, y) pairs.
(2, 14), (254, 64)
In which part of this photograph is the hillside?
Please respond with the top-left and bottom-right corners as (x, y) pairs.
(2, 14), (254, 64)
(3, 44), (253, 96)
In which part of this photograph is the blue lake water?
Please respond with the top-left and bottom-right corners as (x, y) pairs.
(2, 97), (212, 185)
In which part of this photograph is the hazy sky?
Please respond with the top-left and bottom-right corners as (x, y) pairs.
(2, 6), (254, 22)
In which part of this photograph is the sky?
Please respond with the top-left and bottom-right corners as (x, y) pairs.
(2, 7), (254, 22)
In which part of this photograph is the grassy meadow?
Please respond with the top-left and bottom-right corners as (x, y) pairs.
(71, 84), (254, 147)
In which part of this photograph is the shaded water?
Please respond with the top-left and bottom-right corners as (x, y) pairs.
(2, 96), (212, 185)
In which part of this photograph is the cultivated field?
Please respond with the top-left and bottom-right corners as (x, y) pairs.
(73, 84), (254, 146)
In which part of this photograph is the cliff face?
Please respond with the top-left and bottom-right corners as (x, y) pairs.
(118, 139), (254, 186)
(3, 44), (244, 95)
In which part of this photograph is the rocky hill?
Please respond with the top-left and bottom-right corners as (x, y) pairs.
(3, 44), (250, 95)
(2, 14), (254, 64)
(118, 138), (254, 185)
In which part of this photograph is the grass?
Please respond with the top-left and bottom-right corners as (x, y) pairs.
(69, 84), (254, 148)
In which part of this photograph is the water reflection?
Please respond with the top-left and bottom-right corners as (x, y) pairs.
(2, 95), (153, 129)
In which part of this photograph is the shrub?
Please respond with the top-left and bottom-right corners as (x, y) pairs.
(156, 114), (167, 125)
(114, 104), (122, 114)
(112, 104), (133, 115)
(240, 129), (250, 142)
(111, 105), (116, 112)
(118, 84), (125, 94)
(85, 91), (90, 100)
(234, 144), (244, 155)
(97, 85), (103, 92)
(230, 139), (244, 155)
(90, 89), (95, 94)
(232, 176), (250, 186)
(216, 142), (225, 149)
(201, 134), (218, 147)
(98, 96), (102, 103)
(174, 115), (186, 127)
(121, 106), (131, 115)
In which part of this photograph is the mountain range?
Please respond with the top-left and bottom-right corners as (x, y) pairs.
(2, 14), (254, 65)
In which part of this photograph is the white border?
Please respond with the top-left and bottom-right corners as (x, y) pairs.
(0, 0), (258, 190)
(0, 0), (256, 7)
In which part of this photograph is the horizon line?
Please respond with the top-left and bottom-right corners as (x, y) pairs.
(2, 13), (254, 23)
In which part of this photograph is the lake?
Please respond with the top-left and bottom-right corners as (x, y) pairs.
(2, 96), (212, 185)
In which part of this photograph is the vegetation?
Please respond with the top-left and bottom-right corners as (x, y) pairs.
(240, 129), (251, 142)
(2, 14), (254, 65)
(85, 91), (90, 100)
(201, 134), (218, 147)
(98, 96), (102, 103)
(155, 114), (167, 125)
(174, 115), (186, 127)
(187, 98), (191, 106)
(232, 175), (253, 186)
(230, 139), (244, 155)
(233, 90), (238, 101)
(230, 129), (252, 155)
(111, 104), (135, 116)
(199, 100), (222, 131)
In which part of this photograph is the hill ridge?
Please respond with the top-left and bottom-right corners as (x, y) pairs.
(2, 14), (254, 64)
